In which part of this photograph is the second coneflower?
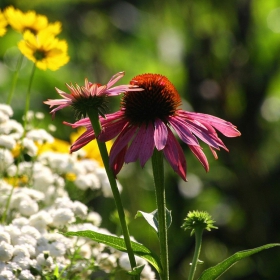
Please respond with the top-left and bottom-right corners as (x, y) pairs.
(68, 73), (241, 180)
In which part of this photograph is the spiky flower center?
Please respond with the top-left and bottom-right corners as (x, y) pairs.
(71, 85), (107, 119)
(122, 73), (182, 126)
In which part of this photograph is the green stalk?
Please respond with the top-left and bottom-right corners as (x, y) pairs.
(188, 227), (203, 280)
(7, 54), (24, 105)
(23, 63), (36, 134)
(86, 108), (138, 280)
(151, 149), (169, 280)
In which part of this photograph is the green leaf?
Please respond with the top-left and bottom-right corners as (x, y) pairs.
(64, 230), (162, 274)
(198, 243), (280, 280)
(135, 209), (172, 234)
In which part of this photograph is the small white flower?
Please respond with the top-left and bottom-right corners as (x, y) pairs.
(0, 135), (16, 150)
(97, 253), (118, 273)
(18, 198), (39, 217)
(36, 252), (53, 267)
(50, 208), (76, 227)
(22, 138), (38, 157)
(72, 201), (88, 218)
(87, 211), (102, 226)
(75, 173), (101, 191)
(48, 124), (56, 132)
(0, 269), (15, 280)
(11, 255), (31, 269)
(48, 241), (67, 257)
(19, 269), (35, 280)
(26, 129), (54, 144)
(0, 232), (11, 244)
(35, 112), (44, 120)
(12, 217), (29, 227)
(29, 211), (53, 231)
(0, 119), (23, 139)
(0, 241), (14, 262)
(13, 245), (30, 258)
(0, 104), (13, 119)
(0, 149), (14, 173)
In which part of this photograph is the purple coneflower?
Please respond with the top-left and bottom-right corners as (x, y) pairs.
(44, 71), (141, 119)
(67, 73), (241, 180)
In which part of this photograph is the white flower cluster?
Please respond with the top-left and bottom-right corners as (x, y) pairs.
(0, 104), (156, 280)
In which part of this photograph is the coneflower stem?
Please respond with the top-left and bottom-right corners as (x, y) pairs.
(7, 54), (24, 105)
(23, 63), (36, 134)
(188, 228), (203, 280)
(152, 150), (169, 280)
(87, 108), (138, 280)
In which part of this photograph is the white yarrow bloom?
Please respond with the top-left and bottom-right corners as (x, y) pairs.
(26, 129), (54, 144)
(0, 269), (15, 280)
(0, 135), (16, 150)
(87, 211), (102, 226)
(36, 252), (53, 267)
(0, 241), (14, 262)
(0, 149), (14, 173)
(0, 232), (11, 244)
(75, 173), (101, 191)
(0, 119), (23, 139)
(22, 138), (38, 157)
(72, 201), (88, 218)
(50, 208), (76, 228)
(29, 211), (53, 232)
(18, 198), (39, 217)
(19, 269), (36, 280)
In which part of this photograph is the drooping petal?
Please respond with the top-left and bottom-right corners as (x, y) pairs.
(178, 110), (241, 137)
(154, 118), (168, 150)
(163, 127), (187, 180)
(70, 127), (96, 152)
(138, 123), (155, 167)
(168, 116), (199, 146)
(112, 146), (127, 175)
(188, 145), (209, 172)
(109, 124), (138, 169)
(124, 123), (155, 167)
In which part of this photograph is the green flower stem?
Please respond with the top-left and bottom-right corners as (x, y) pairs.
(7, 54), (24, 105)
(188, 227), (203, 280)
(23, 63), (36, 134)
(87, 108), (138, 280)
(152, 149), (169, 280)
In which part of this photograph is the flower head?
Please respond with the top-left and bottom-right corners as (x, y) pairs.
(4, 6), (61, 35)
(0, 10), (8, 37)
(68, 73), (241, 180)
(44, 72), (142, 119)
(18, 29), (69, 71)
(182, 210), (218, 235)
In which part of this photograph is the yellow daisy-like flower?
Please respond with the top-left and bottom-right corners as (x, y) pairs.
(18, 29), (70, 71)
(0, 10), (8, 36)
(4, 6), (61, 35)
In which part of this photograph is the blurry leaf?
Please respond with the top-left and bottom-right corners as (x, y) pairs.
(64, 230), (162, 273)
(135, 209), (172, 235)
(198, 243), (280, 280)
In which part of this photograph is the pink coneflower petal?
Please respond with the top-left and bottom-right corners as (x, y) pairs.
(109, 124), (138, 170)
(163, 128), (186, 180)
(188, 145), (209, 172)
(154, 118), (168, 150)
(179, 111), (241, 137)
(138, 123), (155, 167)
(168, 116), (199, 146)
(107, 71), (125, 88)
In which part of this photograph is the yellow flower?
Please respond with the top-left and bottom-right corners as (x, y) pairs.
(4, 6), (61, 35)
(18, 30), (69, 71)
(0, 10), (8, 36)
(70, 128), (113, 167)
(37, 138), (70, 154)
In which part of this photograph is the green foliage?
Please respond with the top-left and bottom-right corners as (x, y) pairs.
(198, 244), (280, 280)
(64, 230), (163, 274)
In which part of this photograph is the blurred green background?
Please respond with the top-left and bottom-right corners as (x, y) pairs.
(1, 0), (280, 279)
